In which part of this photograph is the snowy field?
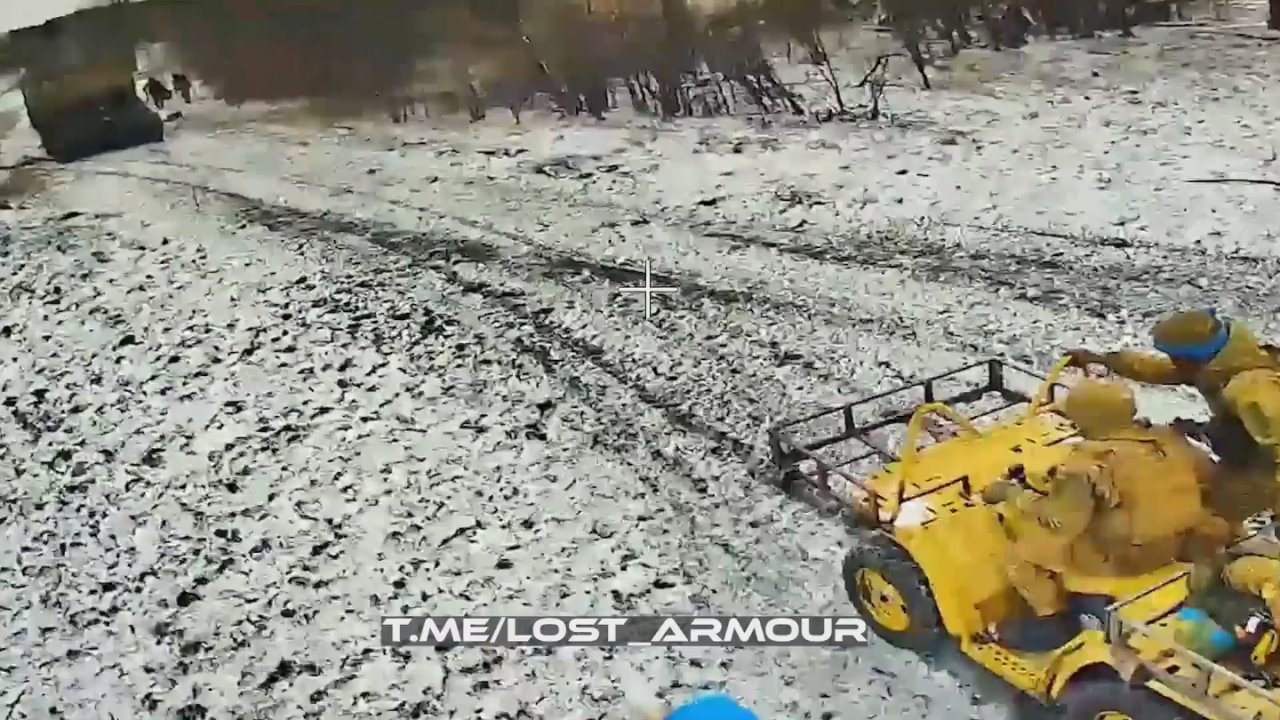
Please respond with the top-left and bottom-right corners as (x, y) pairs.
(4, 11), (1280, 720)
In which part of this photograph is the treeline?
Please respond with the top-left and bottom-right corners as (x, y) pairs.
(0, 0), (1218, 123)
(152, 0), (857, 119)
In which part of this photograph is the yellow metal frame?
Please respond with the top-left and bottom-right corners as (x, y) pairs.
(861, 358), (1084, 644)
(876, 356), (1075, 522)
(785, 356), (1280, 716)
(854, 357), (1130, 702)
(854, 568), (912, 632)
(1108, 560), (1280, 720)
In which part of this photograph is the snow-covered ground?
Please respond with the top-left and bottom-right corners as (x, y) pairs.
(4, 12), (1280, 720)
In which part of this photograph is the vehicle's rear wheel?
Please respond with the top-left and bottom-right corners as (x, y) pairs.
(1060, 680), (1188, 720)
(841, 530), (945, 653)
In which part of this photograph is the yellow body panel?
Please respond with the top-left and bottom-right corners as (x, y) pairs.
(1044, 632), (1118, 698)
(866, 410), (1079, 637)
(790, 358), (1280, 718)
(896, 506), (1015, 638)
(957, 629), (1117, 699)
(963, 638), (1064, 696)
(862, 396), (1279, 716)
(865, 413), (1078, 507)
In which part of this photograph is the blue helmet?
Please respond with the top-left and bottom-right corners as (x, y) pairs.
(666, 694), (758, 720)
(1153, 308), (1230, 362)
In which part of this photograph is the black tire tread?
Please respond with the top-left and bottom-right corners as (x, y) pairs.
(841, 530), (945, 652)
(1061, 680), (1190, 720)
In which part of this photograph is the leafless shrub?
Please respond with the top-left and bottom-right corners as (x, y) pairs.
(856, 52), (897, 119)
(873, 0), (1182, 88)
(509, 1), (806, 120)
(755, 0), (851, 112)
(0, 0), (1248, 124)
(0, 0), (840, 124)
(701, 10), (806, 116)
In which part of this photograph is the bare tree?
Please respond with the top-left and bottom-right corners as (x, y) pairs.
(758, 0), (850, 111)
(856, 52), (899, 119)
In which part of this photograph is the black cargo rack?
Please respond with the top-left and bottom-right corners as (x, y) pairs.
(767, 358), (1069, 501)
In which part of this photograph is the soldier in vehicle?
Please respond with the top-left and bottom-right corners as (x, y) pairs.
(1065, 308), (1280, 528)
(983, 379), (1228, 648)
(172, 73), (193, 104)
(1179, 529), (1280, 672)
(1214, 553), (1280, 628)
(143, 76), (172, 110)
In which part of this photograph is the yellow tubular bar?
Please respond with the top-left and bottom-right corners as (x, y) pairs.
(1024, 355), (1075, 421)
(887, 402), (980, 520)
(884, 357), (1075, 520)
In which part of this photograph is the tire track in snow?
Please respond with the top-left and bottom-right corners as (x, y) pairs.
(69, 162), (996, 398)
(686, 221), (1280, 324)
(78, 163), (901, 330)
(220, 185), (924, 434)
(373, 141), (1280, 325)
(135, 146), (1117, 358)
(90, 158), (1017, 361)
(77, 177), (884, 617)
(70, 153), (1195, 420)
(67, 154), (1168, 468)
(134, 175), (761, 486)
(152, 128), (1280, 328)
(5, 214), (910, 720)
(58, 165), (983, 529)
(458, 169), (1280, 324)
(223, 197), (809, 487)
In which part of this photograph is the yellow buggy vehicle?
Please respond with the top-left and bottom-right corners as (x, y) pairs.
(768, 358), (1280, 719)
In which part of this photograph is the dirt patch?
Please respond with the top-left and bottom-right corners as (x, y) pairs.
(0, 166), (48, 204)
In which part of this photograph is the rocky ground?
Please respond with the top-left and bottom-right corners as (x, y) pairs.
(4, 9), (1280, 720)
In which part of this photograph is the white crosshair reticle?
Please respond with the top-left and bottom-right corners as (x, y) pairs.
(617, 259), (677, 318)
